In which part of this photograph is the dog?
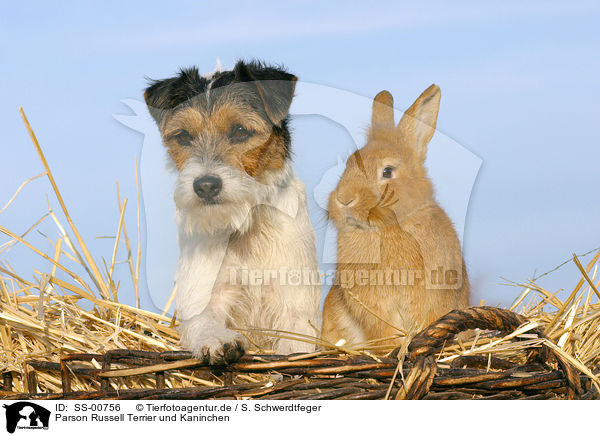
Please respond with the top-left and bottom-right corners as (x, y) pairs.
(144, 60), (321, 364)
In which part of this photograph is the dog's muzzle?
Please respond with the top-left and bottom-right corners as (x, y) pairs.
(193, 175), (222, 202)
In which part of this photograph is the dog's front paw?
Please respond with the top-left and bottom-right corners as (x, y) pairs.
(195, 333), (245, 365)
(180, 318), (245, 364)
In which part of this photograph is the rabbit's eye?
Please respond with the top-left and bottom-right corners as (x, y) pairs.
(382, 166), (394, 179)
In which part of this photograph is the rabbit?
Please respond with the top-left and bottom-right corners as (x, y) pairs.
(321, 85), (470, 350)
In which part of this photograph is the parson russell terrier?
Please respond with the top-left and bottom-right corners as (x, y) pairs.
(144, 61), (321, 363)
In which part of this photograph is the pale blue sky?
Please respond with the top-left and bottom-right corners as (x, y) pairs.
(1, 1), (599, 313)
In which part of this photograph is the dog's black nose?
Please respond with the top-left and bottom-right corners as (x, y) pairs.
(193, 175), (222, 201)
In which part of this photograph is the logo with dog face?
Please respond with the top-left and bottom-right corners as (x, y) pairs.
(2, 402), (50, 433)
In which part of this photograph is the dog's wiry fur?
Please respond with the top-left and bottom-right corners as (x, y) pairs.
(145, 61), (320, 363)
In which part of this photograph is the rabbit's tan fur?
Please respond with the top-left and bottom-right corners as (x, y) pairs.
(322, 85), (469, 348)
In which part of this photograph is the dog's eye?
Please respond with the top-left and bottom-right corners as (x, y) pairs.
(173, 130), (193, 146)
(382, 166), (394, 179)
(229, 124), (253, 143)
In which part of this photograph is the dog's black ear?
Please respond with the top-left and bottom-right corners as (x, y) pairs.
(234, 60), (297, 125)
(144, 68), (207, 125)
(144, 77), (177, 124)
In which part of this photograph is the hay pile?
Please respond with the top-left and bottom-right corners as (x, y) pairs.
(1, 109), (599, 396)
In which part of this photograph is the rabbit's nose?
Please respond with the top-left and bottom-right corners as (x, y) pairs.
(336, 194), (357, 207)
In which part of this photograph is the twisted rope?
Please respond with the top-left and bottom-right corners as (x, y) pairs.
(395, 306), (583, 399)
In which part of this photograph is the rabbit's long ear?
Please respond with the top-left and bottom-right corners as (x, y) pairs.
(371, 90), (395, 132)
(397, 84), (441, 161)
